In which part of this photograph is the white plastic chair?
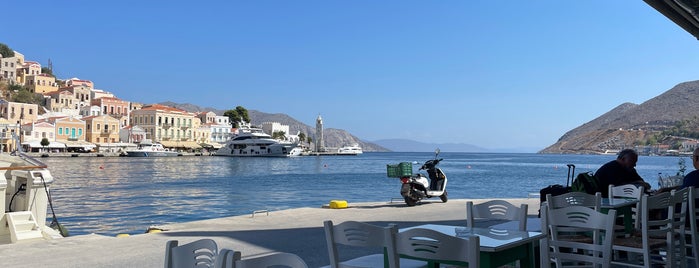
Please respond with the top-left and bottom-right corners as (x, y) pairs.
(546, 191), (602, 211)
(164, 239), (234, 268)
(466, 200), (528, 231)
(544, 205), (616, 268)
(232, 251), (308, 268)
(611, 192), (674, 268)
(323, 220), (399, 268)
(687, 187), (699, 268)
(608, 184), (644, 235)
(668, 187), (688, 268)
(395, 227), (480, 267)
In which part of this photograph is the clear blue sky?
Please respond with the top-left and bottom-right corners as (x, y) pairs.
(4, 1), (699, 152)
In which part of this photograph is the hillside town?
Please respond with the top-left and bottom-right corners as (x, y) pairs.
(0, 47), (297, 155)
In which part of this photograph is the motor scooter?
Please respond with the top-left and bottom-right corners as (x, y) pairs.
(399, 149), (448, 206)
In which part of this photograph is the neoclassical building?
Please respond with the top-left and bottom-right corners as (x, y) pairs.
(129, 104), (200, 148)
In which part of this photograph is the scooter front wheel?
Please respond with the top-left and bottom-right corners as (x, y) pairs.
(440, 191), (448, 203)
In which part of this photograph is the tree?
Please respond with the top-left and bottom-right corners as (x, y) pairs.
(40, 138), (50, 152)
(298, 133), (306, 143)
(41, 67), (54, 77)
(272, 130), (286, 140)
(12, 88), (43, 105)
(223, 106), (250, 128)
(306, 136), (312, 145)
(0, 43), (14, 58)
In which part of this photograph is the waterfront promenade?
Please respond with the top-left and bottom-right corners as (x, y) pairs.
(0, 198), (540, 267)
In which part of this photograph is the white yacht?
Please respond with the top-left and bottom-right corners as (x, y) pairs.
(125, 141), (179, 157)
(337, 144), (363, 155)
(0, 152), (65, 244)
(216, 127), (302, 157)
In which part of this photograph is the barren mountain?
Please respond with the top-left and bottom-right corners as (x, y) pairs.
(540, 80), (699, 154)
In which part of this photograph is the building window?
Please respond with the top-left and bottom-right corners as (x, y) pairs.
(58, 128), (62, 135)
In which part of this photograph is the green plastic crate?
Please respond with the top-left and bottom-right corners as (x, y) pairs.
(387, 162), (412, 177)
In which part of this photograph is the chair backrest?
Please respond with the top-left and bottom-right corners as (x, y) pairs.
(668, 187), (689, 267)
(164, 238), (228, 268)
(608, 184), (644, 200)
(640, 192), (673, 239)
(546, 191), (602, 211)
(686, 187), (699, 267)
(466, 200), (528, 231)
(609, 184), (644, 228)
(323, 220), (398, 268)
(395, 227), (480, 267)
(545, 205), (616, 267)
(232, 251), (308, 268)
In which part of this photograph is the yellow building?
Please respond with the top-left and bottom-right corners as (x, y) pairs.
(130, 104), (200, 149)
(0, 118), (20, 152)
(25, 73), (58, 94)
(0, 100), (39, 124)
(83, 114), (120, 145)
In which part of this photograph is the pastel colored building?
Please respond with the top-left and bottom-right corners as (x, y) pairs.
(120, 125), (147, 143)
(62, 85), (91, 108)
(25, 73), (58, 94)
(0, 100), (39, 124)
(65, 78), (94, 89)
(129, 104), (200, 149)
(0, 118), (21, 152)
(83, 114), (120, 145)
(0, 54), (19, 84)
(91, 97), (130, 127)
(45, 89), (78, 113)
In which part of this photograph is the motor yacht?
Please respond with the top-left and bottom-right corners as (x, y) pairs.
(216, 127), (301, 157)
(337, 144), (363, 155)
(124, 141), (179, 157)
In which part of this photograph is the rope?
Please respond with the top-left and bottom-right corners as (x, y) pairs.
(39, 173), (68, 237)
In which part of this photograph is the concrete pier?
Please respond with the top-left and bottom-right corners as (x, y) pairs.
(0, 198), (541, 267)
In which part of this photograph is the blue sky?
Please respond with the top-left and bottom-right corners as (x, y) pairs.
(4, 1), (699, 151)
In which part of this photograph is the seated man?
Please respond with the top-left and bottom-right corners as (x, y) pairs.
(682, 148), (699, 188)
(595, 149), (651, 197)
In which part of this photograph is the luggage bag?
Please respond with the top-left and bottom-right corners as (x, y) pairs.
(538, 164), (574, 216)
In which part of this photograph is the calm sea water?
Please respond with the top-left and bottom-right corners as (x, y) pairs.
(41, 152), (687, 236)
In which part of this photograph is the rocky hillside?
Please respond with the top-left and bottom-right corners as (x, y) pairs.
(159, 102), (389, 152)
(540, 80), (699, 154)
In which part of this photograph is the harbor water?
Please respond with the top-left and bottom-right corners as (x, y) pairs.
(42, 152), (687, 236)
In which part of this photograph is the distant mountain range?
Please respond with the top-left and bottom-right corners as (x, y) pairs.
(159, 101), (545, 153)
(540, 80), (699, 154)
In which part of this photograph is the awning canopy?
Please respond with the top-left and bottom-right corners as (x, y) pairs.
(160, 141), (201, 149)
(64, 140), (97, 148)
(22, 141), (66, 148)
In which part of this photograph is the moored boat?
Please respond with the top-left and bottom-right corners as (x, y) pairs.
(0, 152), (65, 244)
(215, 127), (301, 157)
(337, 144), (363, 155)
(124, 142), (179, 157)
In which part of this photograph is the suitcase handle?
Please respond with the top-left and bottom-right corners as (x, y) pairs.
(566, 164), (575, 187)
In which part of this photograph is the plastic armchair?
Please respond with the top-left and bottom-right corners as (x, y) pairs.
(611, 192), (676, 267)
(544, 205), (616, 267)
(686, 187), (699, 268)
(395, 227), (480, 267)
(164, 238), (234, 268)
(323, 220), (399, 268)
(232, 251), (308, 268)
(466, 200), (528, 231)
(546, 191), (602, 211)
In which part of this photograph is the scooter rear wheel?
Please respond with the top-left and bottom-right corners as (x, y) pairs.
(440, 191), (448, 203)
(404, 196), (417, 206)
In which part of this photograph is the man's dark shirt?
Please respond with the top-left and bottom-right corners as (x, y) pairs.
(595, 160), (644, 197)
(682, 170), (699, 188)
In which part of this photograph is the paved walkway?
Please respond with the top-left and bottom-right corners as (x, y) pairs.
(0, 198), (541, 267)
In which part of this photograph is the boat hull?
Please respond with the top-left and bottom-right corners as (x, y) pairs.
(125, 151), (179, 157)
